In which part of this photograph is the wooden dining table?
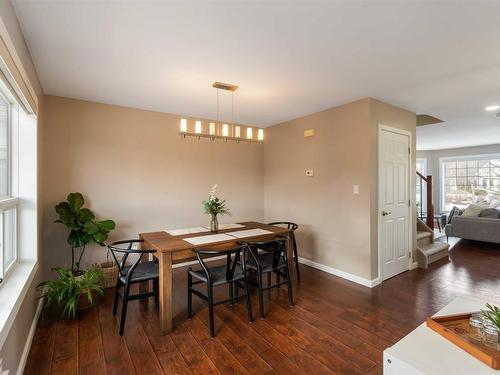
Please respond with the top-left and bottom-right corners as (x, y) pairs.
(139, 221), (295, 334)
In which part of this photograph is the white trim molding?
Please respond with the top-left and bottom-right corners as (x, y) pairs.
(16, 297), (43, 375)
(298, 257), (381, 288)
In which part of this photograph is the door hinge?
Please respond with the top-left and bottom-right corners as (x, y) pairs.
(408, 200), (411, 207)
(408, 147), (411, 155)
(409, 251), (412, 258)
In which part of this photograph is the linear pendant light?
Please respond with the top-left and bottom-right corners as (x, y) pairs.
(179, 82), (263, 144)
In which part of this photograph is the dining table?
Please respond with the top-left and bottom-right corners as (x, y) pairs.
(139, 221), (295, 334)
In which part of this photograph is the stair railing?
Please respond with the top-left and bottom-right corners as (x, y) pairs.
(416, 171), (434, 229)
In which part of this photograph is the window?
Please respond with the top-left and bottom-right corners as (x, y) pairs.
(0, 93), (17, 284)
(442, 156), (500, 212)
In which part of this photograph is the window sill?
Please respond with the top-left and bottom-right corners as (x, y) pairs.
(0, 261), (38, 349)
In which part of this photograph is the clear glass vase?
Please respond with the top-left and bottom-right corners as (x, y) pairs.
(210, 214), (219, 233)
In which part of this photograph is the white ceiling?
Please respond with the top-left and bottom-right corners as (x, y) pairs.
(11, 0), (500, 150)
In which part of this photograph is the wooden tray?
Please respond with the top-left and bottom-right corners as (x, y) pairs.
(427, 312), (500, 369)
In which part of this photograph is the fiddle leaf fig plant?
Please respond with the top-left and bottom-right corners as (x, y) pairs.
(55, 192), (116, 274)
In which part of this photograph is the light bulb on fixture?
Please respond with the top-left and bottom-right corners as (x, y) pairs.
(195, 121), (202, 137)
(209, 122), (216, 139)
(180, 118), (187, 135)
(485, 105), (500, 112)
(222, 124), (229, 138)
(258, 129), (264, 142)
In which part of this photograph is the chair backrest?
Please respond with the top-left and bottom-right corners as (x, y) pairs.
(268, 222), (298, 249)
(193, 246), (245, 283)
(268, 221), (298, 231)
(242, 238), (287, 270)
(108, 239), (156, 280)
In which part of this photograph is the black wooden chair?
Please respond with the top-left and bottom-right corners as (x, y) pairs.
(108, 239), (159, 335)
(188, 246), (253, 337)
(242, 238), (293, 319)
(268, 222), (300, 280)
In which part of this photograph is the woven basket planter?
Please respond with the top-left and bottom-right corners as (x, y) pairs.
(98, 260), (118, 288)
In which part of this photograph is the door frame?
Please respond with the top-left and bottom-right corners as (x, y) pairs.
(377, 124), (413, 282)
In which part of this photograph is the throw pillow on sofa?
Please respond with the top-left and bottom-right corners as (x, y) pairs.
(479, 208), (500, 218)
(462, 203), (487, 217)
(447, 206), (463, 224)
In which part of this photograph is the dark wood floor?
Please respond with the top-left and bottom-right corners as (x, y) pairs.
(25, 239), (500, 375)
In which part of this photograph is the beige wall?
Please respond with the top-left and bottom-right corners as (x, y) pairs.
(41, 96), (264, 277)
(417, 143), (500, 212)
(264, 98), (416, 281)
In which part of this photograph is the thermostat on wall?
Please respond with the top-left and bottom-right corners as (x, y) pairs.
(304, 129), (315, 137)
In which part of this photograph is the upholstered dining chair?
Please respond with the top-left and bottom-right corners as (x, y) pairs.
(188, 246), (253, 337)
(108, 239), (159, 335)
(267, 222), (300, 280)
(242, 238), (294, 319)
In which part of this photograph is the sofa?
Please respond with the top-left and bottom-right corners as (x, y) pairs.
(445, 207), (500, 244)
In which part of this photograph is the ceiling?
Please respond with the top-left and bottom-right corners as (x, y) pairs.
(11, 1), (500, 150)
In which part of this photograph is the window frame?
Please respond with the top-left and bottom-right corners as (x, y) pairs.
(440, 153), (500, 212)
(0, 88), (19, 285)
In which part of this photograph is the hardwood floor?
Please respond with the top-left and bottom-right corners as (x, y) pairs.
(25, 239), (500, 375)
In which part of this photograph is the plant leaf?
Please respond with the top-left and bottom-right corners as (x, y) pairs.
(68, 192), (85, 211)
(93, 231), (107, 243)
(95, 220), (116, 231)
(79, 208), (95, 222)
(55, 202), (71, 216)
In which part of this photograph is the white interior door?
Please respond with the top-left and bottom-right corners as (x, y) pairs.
(379, 128), (410, 281)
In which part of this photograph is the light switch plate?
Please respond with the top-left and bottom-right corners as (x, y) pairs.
(353, 185), (359, 194)
(306, 169), (314, 177)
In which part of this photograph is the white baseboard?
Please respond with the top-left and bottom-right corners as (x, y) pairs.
(16, 297), (43, 375)
(410, 261), (419, 270)
(298, 257), (380, 288)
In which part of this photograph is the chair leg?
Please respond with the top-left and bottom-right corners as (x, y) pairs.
(242, 277), (253, 322)
(235, 280), (240, 303)
(187, 272), (192, 319)
(257, 271), (265, 319)
(112, 282), (121, 316)
(119, 283), (130, 335)
(285, 263), (294, 307)
(207, 284), (215, 337)
(153, 278), (159, 304)
(229, 280), (234, 306)
(267, 273), (272, 293)
(293, 245), (301, 281)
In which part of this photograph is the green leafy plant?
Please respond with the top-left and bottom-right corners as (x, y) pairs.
(55, 192), (116, 274)
(39, 267), (104, 319)
(202, 184), (230, 217)
(482, 303), (500, 330)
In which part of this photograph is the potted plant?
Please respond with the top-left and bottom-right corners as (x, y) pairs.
(202, 184), (230, 232)
(481, 304), (500, 350)
(39, 267), (104, 318)
(55, 192), (116, 275)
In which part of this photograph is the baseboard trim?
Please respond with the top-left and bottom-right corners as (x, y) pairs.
(16, 297), (43, 375)
(410, 261), (419, 270)
(298, 257), (380, 288)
